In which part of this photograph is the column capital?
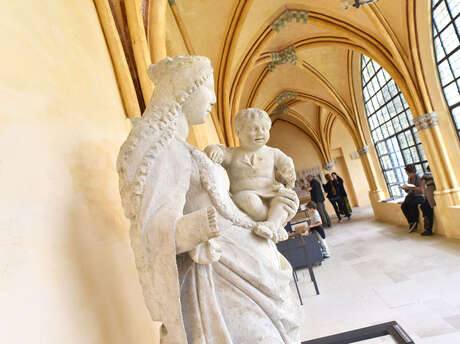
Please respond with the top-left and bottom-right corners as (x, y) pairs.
(324, 161), (334, 170)
(414, 111), (438, 131)
(358, 146), (369, 155)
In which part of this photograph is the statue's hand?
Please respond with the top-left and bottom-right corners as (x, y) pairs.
(175, 207), (220, 255)
(278, 164), (296, 189)
(205, 207), (219, 239)
(204, 145), (224, 164)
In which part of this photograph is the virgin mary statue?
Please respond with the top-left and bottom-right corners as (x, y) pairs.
(117, 55), (300, 344)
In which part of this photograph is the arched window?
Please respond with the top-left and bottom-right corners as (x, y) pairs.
(361, 55), (427, 199)
(432, 0), (460, 138)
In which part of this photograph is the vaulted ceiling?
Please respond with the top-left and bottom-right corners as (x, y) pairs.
(164, 0), (428, 152)
(96, 0), (434, 156)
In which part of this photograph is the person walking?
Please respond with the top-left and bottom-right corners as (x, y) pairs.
(420, 166), (436, 236)
(306, 174), (331, 227)
(323, 173), (351, 222)
(400, 164), (424, 232)
(331, 172), (352, 215)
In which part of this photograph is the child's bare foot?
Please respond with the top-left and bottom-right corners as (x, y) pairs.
(274, 226), (288, 242)
(252, 222), (273, 240)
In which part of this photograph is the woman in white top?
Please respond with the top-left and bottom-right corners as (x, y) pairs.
(306, 201), (330, 258)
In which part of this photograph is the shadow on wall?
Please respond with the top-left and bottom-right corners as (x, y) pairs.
(65, 140), (154, 343)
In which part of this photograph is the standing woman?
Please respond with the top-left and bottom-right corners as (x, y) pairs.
(332, 172), (352, 215)
(323, 173), (350, 222)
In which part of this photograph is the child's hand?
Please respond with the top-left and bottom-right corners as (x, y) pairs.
(204, 145), (224, 164)
(278, 165), (296, 189)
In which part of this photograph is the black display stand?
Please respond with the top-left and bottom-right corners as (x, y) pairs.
(276, 233), (323, 304)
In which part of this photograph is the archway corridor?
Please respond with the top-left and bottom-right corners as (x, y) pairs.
(1, 1), (460, 343)
(92, 0), (460, 238)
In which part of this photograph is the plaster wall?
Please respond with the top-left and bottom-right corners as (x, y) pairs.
(0, 1), (159, 343)
(269, 120), (336, 213)
(165, 5), (221, 149)
(269, 120), (323, 172)
(330, 119), (370, 207)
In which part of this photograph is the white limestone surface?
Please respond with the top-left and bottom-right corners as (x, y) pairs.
(117, 56), (301, 344)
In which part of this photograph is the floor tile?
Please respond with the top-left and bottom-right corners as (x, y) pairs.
(294, 206), (460, 344)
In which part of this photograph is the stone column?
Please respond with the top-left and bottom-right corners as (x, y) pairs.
(125, 0), (153, 103)
(356, 145), (386, 216)
(414, 112), (460, 207)
(149, 0), (168, 64)
(414, 111), (460, 238)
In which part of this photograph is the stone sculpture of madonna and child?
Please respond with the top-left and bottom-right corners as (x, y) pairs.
(117, 55), (301, 344)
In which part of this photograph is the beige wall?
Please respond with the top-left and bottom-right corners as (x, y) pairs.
(269, 120), (330, 214)
(0, 1), (159, 343)
(165, 5), (221, 149)
(269, 119), (370, 210)
(269, 120), (323, 171)
(330, 119), (370, 207)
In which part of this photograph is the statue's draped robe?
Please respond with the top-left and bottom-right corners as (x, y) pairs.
(134, 140), (300, 344)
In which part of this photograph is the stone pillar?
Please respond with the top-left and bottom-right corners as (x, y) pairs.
(356, 145), (386, 216)
(414, 111), (460, 238)
(414, 112), (460, 207)
(149, 0), (168, 64)
(125, 0), (153, 103)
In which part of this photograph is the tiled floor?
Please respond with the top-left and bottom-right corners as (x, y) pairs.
(294, 206), (460, 343)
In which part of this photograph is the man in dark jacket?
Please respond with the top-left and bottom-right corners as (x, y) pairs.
(306, 175), (331, 227)
(401, 164), (425, 233)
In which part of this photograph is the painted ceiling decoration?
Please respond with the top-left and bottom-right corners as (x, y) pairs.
(342, 0), (381, 10)
(93, 0), (453, 185)
(267, 45), (297, 72)
(271, 104), (289, 116)
(274, 91), (298, 105)
(271, 9), (309, 32)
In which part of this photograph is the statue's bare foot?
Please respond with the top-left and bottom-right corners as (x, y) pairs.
(252, 222), (273, 240)
(263, 221), (288, 243)
(275, 226), (288, 242)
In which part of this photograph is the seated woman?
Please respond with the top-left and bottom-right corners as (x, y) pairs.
(306, 201), (330, 258)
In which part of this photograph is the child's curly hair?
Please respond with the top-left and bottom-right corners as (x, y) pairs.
(234, 108), (271, 133)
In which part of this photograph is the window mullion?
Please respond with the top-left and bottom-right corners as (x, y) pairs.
(361, 54), (427, 199)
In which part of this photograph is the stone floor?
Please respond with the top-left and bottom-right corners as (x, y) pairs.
(294, 206), (460, 343)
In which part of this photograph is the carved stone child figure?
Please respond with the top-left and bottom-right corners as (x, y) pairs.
(205, 108), (296, 242)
